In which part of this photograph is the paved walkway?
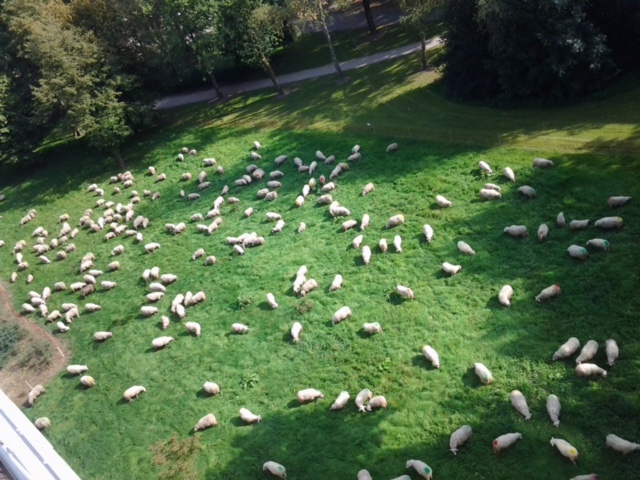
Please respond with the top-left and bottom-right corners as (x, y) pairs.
(155, 36), (441, 110)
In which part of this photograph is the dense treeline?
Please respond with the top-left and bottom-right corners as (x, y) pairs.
(442, 0), (640, 104)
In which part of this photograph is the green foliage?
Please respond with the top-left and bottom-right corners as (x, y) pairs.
(239, 3), (287, 70)
(150, 433), (202, 480)
(0, 324), (22, 367)
(294, 298), (314, 315)
(236, 295), (253, 310)
(239, 372), (261, 390)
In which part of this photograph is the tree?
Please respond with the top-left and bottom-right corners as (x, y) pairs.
(287, 0), (346, 81)
(398, 0), (443, 71)
(238, 2), (288, 95)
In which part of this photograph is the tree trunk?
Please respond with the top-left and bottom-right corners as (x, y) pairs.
(320, 16), (344, 80)
(211, 73), (224, 101)
(113, 149), (126, 170)
(362, 0), (377, 35)
(420, 31), (428, 71)
(261, 55), (284, 96)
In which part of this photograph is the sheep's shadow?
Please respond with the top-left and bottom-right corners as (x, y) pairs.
(461, 367), (485, 389)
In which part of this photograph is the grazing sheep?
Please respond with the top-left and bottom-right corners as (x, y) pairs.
(342, 220), (357, 232)
(65, 307), (80, 323)
(553, 337), (580, 360)
(594, 216), (623, 229)
(406, 459), (433, 480)
(47, 310), (62, 322)
(436, 195), (452, 208)
(61, 303), (78, 312)
(321, 182), (336, 193)
(493, 433), (522, 454)
(299, 279), (318, 297)
(393, 235), (402, 253)
(146, 292), (164, 303)
(575, 363), (607, 378)
(576, 340), (598, 364)
(294, 195), (305, 207)
(203, 382), (220, 396)
(231, 323), (249, 334)
(362, 245), (372, 265)
(122, 386), (147, 403)
(606, 434), (640, 455)
(148, 283), (166, 293)
(56, 251), (67, 261)
(442, 262), (462, 275)
(363, 322), (382, 334)
(536, 284), (561, 302)
(422, 345), (440, 369)
(152, 336), (174, 349)
(518, 186), (536, 198)
(332, 306), (352, 324)
(474, 362), (493, 384)
(605, 339), (619, 366)
(479, 160), (492, 174)
(503, 167), (515, 182)
(547, 394), (561, 427)
(297, 222), (306, 234)
(156, 173), (167, 182)
(359, 214), (370, 231)
(386, 214), (405, 229)
(188, 193), (201, 201)
(362, 183), (374, 196)
(586, 238), (610, 251)
(160, 316), (170, 330)
(367, 395), (387, 411)
(192, 248), (206, 261)
(272, 219), (285, 234)
(10, 272), (17, 283)
(94, 331), (113, 341)
(239, 407), (262, 424)
(498, 285), (514, 306)
(233, 245), (245, 255)
(27, 385), (46, 406)
(250, 151), (261, 161)
(201, 255), (216, 266)
(485, 183), (501, 191)
(379, 238), (388, 253)
(264, 191), (278, 201)
(330, 391), (350, 410)
(111, 245), (125, 256)
(329, 274), (343, 292)
(57, 321), (70, 333)
(533, 157), (554, 168)
(510, 390), (532, 420)
(423, 224), (434, 244)
(185, 322), (201, 337)
(85, 303), (102, 313)
(274, 155), (288, 165)
(396, 285), (414, 300)
(161, 274), (177, 284)
(297, 388), (324, 403)
(550, 437), (578, 465)
(35, 417), (51, 430)
(568, 245), (589, 260)
(329, 201), (350, 217)
(354, 389), (372, 412)
(386, 142), (399, 153)
(67, 365), (89, 375)
(141, 306), (159, 317)
(266, 293), (278, 309)
(290, 321), (303, 343)
(457, 240), (475, 255)
(504, 225), (528, 237)
(22, 303), (37, 314)
(608, 196), (631, 208)
(570, 219), (590, 230)
(450, 425), (473, 455)
(351, 235), (364, 249)
(81, 283), (96, 299)
(480, 188), (502, 200)
(145, 242), (160, 254)
(263, 461), (287, 479)
(538, 224), (549, 242)
(80, 376), (96, 387)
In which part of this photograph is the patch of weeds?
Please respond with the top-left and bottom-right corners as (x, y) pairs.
(294, 299), (314, 315)
(236, 295), (252, 310)
(15, 340), (52, 370)
(0, 324), (23, 367)
(239, 372), (260, 391)
(149, 433), (201, 480)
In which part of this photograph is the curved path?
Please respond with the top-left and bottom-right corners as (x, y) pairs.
(155, 36), (442, 110)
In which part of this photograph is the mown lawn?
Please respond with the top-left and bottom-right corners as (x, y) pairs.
(0, 59), (639, 480)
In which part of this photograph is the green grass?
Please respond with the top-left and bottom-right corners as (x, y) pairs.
(1, 57), (640, 480)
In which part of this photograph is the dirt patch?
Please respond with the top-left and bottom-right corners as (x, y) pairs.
(0, 282), (69, 406)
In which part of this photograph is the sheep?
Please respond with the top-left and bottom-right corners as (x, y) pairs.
(362, 246), (372, 265)
(329, 201), (350, 217)
(553, 337), (580, 360)
(231, 323), (249, 334)
(185, 322), (201, 337)
(367, 395), (388, 411)
(158, 315), (170, 331)
(594, 216), (623, 229)
(450, 425), (473, 455)
(406, 459), (433, 480)
(442, 262), (462, 276)
(263, 461), (287, 479)
(145, 242), (160, 254)
(330, 391), (350, 410)
(67, 365), (89, 375)
(536, 284), (561, 302)
(606, 434), (640, 455)
(478, 160), (492, 174)
(264, 191), (278, 201)
(83, 274), (97, 285)
(575, 363), (607, 378)
(47, 310), (62, 322)
(422, 224), (434, 244)
(329, 274), (343, 292)
(537, 223), (549, 242)
(189, 149), (197, 156)
(518, 186), (536, 198)
(274, 155), (288, 165)
(362, 183), (374, 196)
(297, 388), (324, 403)
(299, 279), (318, 296)
(568, 476), (598, 480)
(141, 306), (159, 317)
(61, 303), (78, 312)
(65, 307), (80, 323)
(504, 225), (528, 237)
(586, 238), (610, 251)
(503, 167), (515, 182)
(189, 291), (206, 306)
(238, 407), (262, 424)
(233, 244), (245, 255)
(493, 433), (522, 454)
(161, 274), (177, 284)
(57, 321), (70, 332)
(321, 182), (336, 193)
(608, 196), (631, 208)
(203, 255), (217, 266)
(110, 245), (125, 256)
(576, 340), (598, 364)
(265, 293), (278, 309)
(457, 240), (475, 255)
(363, 322), (382, 334)
(605, 338), (619, 366)
(551, 437), (578, 465)
(156, 173), (167, 182)
(332, 306), (352, 324)
(173, 222), (186, 234)
(56, 251), (67, 261)
(494, 285), (514, 307)
(510, 390), (532, 420)
(18, 262), (30, 272)
(85, 303), (102, 313)
(348, 152), (361, 162)
(568, 245), (589, 260)
(94, 331), (113, 341)
(379, 238), (388, 253)
(22, 303), (37, 314)
(298, 222), (306, 234)
(151, 192), (161, 201)
(547, 394), (561, 427)
(27, 384), (46, 406)
(10, 272), (17, 283)
(26, 273), (34, 284)
(146, 292), (164, 303)
(390, 236), (401, 254)
(342, 220), (357, 232)
(570, 219), (590, 230)
(355, 389), (372, 412)
(474, 362), (493, 384)
(396, 285), (414, 300)
(80, 376), (96, 388)
(436, 195), (452, 208)
(203, 382), (220, 396)
(422, 345), (440, 368)
(294, 195), (305, 207)
(35, 417), (51, 430)
(265, 212), (282, 222)
(123, 385), (146, 402)
(387, 142), (399, 153)
(250, 151), (261, 161)
(152, 336), (174, 349)
(228, 197), (240, 204)
(188, 193), (201, 201)
(290, 321), (303, 343)
(533, 157), (554, 168)
(386, 214), (405, 229)
(480, 188), (502, 200)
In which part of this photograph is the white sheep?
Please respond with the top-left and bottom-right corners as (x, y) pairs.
(367, 395), (387, 410)
(330, 391), (350, 410)
(606, 434), (640, 455)
(570, 219), (590, 230)
(203, 382), (220, 396)
(85, 303), (102, 313)
(386, 214), (405, 229)
(536, 284), (561, 302)
(406, 459), (433, 479)
(363, 322), (382, 334)
(575, 363), (607, 378)
(272, 219), (285, 233)
(57, 321), (70, 332)
(568, 245), (589, 260)
(330, 308), (354, 329)
(393, 235), (402, 253)
(510, 390), (532, 419)
(80, 376), (96, 388)
(35, 417), (51, 430)
(493, 433), (522, 454)
(266, 293), (278, 309)
(547, 394), (561, 427)
(498, 285), (513, 306)
(141, 306), (159, 317)
(457, 240), (475, 255)
(607, 196), (632, 208)
(606, 339), (619, 366)
(550, 437), (578, 465)
(123, 385), (146, 402)
(205, 255), (217, 265)
(299, 279), (318, 297)
(94, 331), (113, 341)
(185, 322), (201, 337)
(297, 388), (324, 403)
(298, 222), (306, 233)
(436, 195), (452, 208)
(145, 242), (160, 254)
(474, 362), (493, 384)
(161, 274), (178, 284)
(504, 225), (528, 237)
(355, 389), (372, 412)
(362, 183), (374, 196)
(361, 245), (371, 265)
(67, 365), (89, 375)
(575, 340), (598, 364)
(533, 157), (554, 168)
(586, 238), (610, 251)
(594, 216), (623, 229)
(538, 223), (549, 242)
(47, 310), (61, 322)
(396, 285), (414, 300)
(231, 323), (249, 334)
(152, 336), (174, 349)
(329, 274), (343, 292)
(503, 167), (515, 182)
(450, 425), (472, 455)
(442, 262), (462, 275)
(478, 160), (492, 174)
(146, 292), (164, 303)
(422, 345), (440, 368)
(480, 188), (502, 200)
(379, 238), (388, 253)
(291, 322), (303, 343)
(321, 182), (336, 193)
(423, 224), (434, 243)
(263, 461), (286, 479)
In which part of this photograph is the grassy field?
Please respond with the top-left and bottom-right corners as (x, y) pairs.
(1, 58), (640, 480)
